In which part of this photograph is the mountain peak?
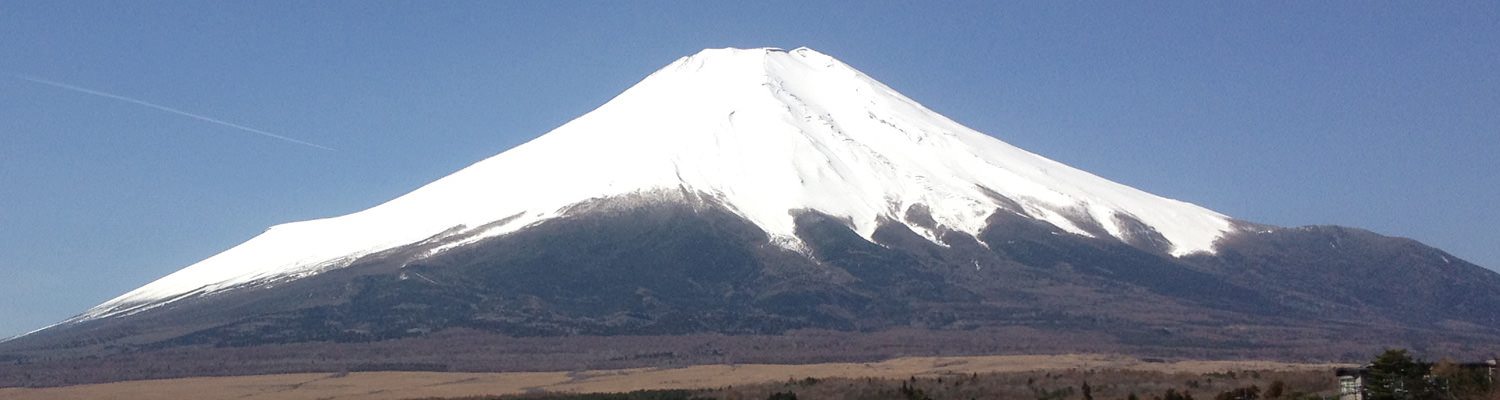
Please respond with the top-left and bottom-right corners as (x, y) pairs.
(676, 46), (816, 60)
(66, 47), (1237, 324)
(654, 47), (857, 92)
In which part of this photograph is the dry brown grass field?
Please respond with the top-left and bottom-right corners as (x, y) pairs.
(0, 354), (1346, 400)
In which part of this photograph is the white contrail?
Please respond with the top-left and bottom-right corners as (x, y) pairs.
(15, 74), (336, 151)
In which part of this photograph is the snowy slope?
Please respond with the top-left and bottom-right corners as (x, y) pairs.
(68, 47), (1235, 323)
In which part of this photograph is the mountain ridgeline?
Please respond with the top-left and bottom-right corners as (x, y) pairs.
(4, 48), (1498, 386)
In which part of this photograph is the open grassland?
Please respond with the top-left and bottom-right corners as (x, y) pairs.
(0, 354), (1344, 400)
(3, 326), (1404, 388)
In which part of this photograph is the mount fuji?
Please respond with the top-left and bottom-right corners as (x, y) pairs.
(73, 47), (1233, 324)
(5, 48), (1499, 384)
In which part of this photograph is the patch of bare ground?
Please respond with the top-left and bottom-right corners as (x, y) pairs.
(5, 326), (1423, 388)
(0, 354), (1347, 400)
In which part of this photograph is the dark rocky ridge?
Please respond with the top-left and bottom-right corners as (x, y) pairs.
(3, 193), (1498, 387)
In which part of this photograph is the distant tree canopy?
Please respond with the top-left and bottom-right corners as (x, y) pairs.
(1366, 349), (1435, 400)
(1432, 358), (1496, 400)
(1363, 349), (1499, 400)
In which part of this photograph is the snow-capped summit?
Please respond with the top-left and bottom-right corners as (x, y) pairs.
(70, 47), (1236, 323)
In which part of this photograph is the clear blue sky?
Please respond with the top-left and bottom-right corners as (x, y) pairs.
(2, 2), (1497, 339)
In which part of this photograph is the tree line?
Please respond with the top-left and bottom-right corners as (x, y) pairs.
(1357, 349), (1496, 400)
